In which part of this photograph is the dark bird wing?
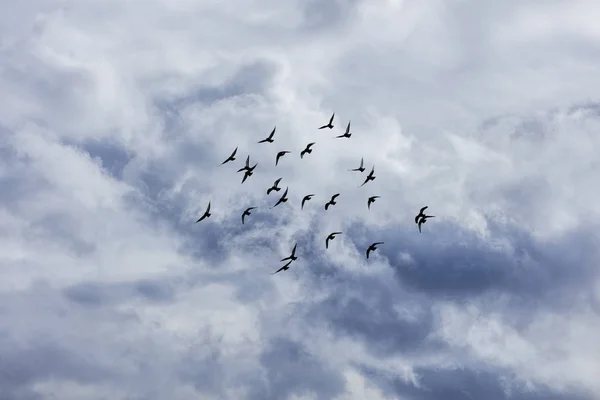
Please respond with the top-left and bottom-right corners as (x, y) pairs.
(420, 206), (428, 214)
(418, 220), (423, 233)
(332, 193), (340, 201)
(345, 121), (350, 134)
(269, 127), (276, 139)
(325, 202), (330, 210)
(366, 247), (372, 259)
(242, 171), (252, 184)
(359, 157), (364, 168)
(271, 259), (293, 274)
(282, 187), (288, 198)
(290, 244), (297, 257)
(329, 113), (335, 124)
(221, 147), (237, 164)
(360, 176), (369, 187)
(274, 178), (282, 186)
(196, 202), (210, 223)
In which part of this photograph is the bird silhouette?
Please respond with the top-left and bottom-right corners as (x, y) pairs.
(414, 206), (428, 224)
(258, 127), (276, 143)
(319, 113), (335, 129)
(281, 244), (298, 262)
(241, 206), (256, 224)
(336, 121), (351, 138)
(349, 157), (365, 172)
(271, 259), (293, 275)
(325, 193), (340, 210)
(237, 155), (251, 172)
(301, 194), (315, 210)
(418, 215), (435, 233)
(359, 166), (376, 187)
(267, 178), (283, 195)
(300, 142), (315, 159)
(275, 151), (291, 166)
(195, 202), (211, 223)
(221, 147), (238, 165)
(241, 163), (257, 184)
(367, 196), (380, 210)
(326, 232), (342, 249)
(271, 187), (289, 208)
(366, 242), (383, 259)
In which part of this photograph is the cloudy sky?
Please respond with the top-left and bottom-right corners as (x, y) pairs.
(2, 0), (600, 399)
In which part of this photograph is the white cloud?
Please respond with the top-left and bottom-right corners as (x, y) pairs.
(1, 0), (599, 399)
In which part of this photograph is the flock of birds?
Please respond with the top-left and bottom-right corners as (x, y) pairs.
(195, 113), (435, 275)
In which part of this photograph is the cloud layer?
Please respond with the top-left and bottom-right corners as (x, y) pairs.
(1, 0), (600, 399)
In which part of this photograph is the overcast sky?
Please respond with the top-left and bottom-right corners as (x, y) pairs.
(1, 0), (600, 399)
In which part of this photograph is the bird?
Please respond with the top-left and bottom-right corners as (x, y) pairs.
(418, 215), (435, 233)
(300, 142), (315, 159)
(319, 113), (335, 129)
(336, 121), (351, 138)
(271, 187), (289, 208)
(267, 178), (283, 195)
(325, 232), (342, 249)
(275, 151), (291, 166)
(349, 157), (365, 173)
(414, 206), (428, 224)
(366, 242), (384, 259)
(258, 127), (276, 143)
(237, 155), (251, 172)
(359, 166), (376, 187)
(367, 196), (380, 210)
(301, 194), (315, 210)
(281, 244), (298, 262)
(271, 259), (293, 275)
(241, 207), (256, 224)
(241, 163), (257, 184)
(325, 193), (340, 210)
(195, 202), (211, 223)
(221, 147), (238, 165)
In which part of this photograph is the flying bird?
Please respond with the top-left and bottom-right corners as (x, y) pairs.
(325, 232), (342, 249)
(325, 193), (340, 210)
(418, 215), (435, 233)
(349, 157), (365, 173)
(195, 202), (211, 223)
(275, 151), (291, 166)
(300, 142), (315, 159)
(366, 242), (384, 259)
(271, 187), (289, 208)
(241, 163), (257, 184)
(258, 126), (276, 143)
(221, 147), (238, 165)
(336, 121), (351, 138)
(271, 259), (293, 275)
(301, 194), (315, 210)
(414, 206), (429, 224)
(367, 196), (380, 210)
(281, 244), (298, 262)
(319, 113), (335, 129)
(237, 155), (251, 172)
(241, 206), (256, 224)
(359, 166), (376, 187)
(267, 178), (283, 195)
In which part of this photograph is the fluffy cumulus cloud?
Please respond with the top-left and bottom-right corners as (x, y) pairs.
(2, 0), (600, 399)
